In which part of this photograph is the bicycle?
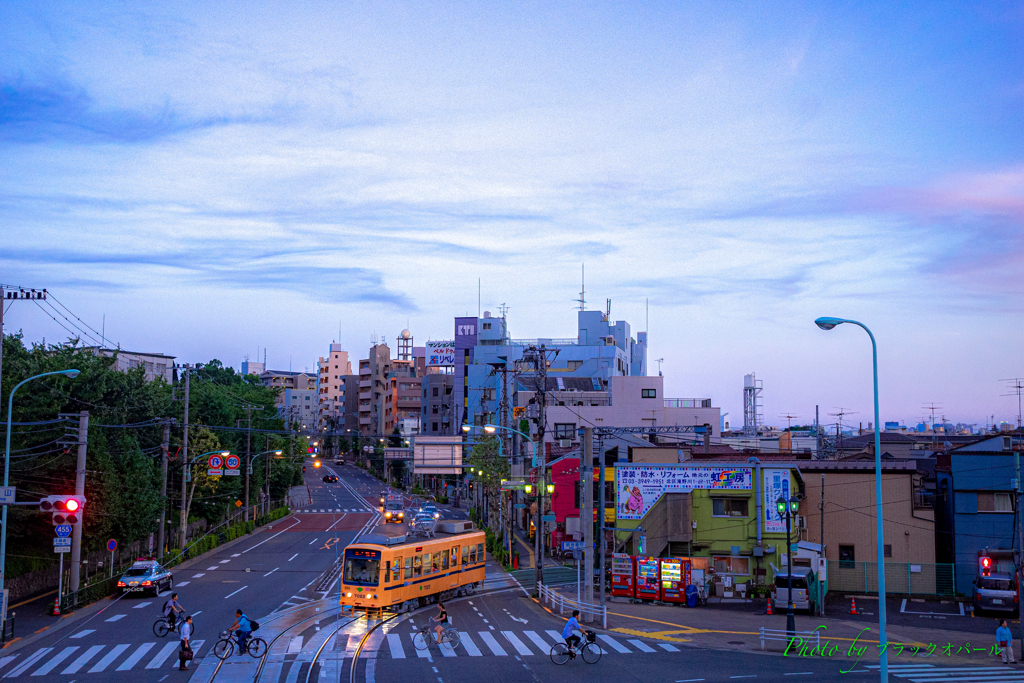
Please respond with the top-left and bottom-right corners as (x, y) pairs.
(695, 580), (709, 607)
(413, 619), (461, 651)
(153, 615), (190, 638)
(550, 630), (601, 665)
(212, 630), (267, 659)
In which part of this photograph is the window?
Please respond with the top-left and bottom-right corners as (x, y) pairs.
(712, 498), (749, 517)
(442, 551), (449, 570)
(482, 322), (492, 330)
(413, 554), (423, 577)
(422, 553), (432, 574)
(712, 556), (750, 575)
(404, 557), (413, 580)
(469, 545), (477, 563)
(839, 545), (856, 569)
(432, 405), (439, 414)
(884, 545), (892, 558)
(477, 543), (484, 562)
(391, 557), (402, 582)
(567, 360), (583, 371)
(432, 422), (438, 431)
(446, 387), (452, 395)
(462, 546), (470, 566)
(641, 388), (656, 398)
(978, 492), (1013, 512)
(343, 555), (380, 586)
(432, 552), (441, 572)
(451, 548), (458, 566)
(433, 387), (439, 397)
(554, 423), (575, 440)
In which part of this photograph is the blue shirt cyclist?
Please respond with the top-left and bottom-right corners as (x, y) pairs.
(562, 610), (582, 653)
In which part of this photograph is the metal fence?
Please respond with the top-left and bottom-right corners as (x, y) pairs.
(537, 581), (607, 628)
(827, 562), (955, 596)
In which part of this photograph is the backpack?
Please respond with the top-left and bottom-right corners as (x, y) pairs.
(250, 619), (260, 632)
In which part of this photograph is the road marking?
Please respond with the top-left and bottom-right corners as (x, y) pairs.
(264, 567), (279, 577)
(207, 567), (219, 571)
(628, 639), (656, 653)
(116, 643), (155, 671)
(309, 538), (319, 545)
(412, 634), (432, 661)
(387, 634), (405, 659)
(145, 643), (180, 669)
(478, 631), (508, 656)
(30, 646), (78, 676)
(730, 677), (757, 679)
(240, 517), (302, 553)
(784, 674), (814, 677)
(192, 611), (202, 617)
(70, 630), (95, 639)
(660, 643), (680, 652)
(219, 560), (230, 564)
(105, 615), (126, 622)
(458, 632), (483, 656)
(288, 637), (304, 653)
(62, 645), (104, 674)
(501, 632), (533, 656)
(224, 585), (247, 599)
(231, 553), (241, 557)
(288, 554), (299, 561)
(0, 657), (17, 674)
(6, 649), (52, 677)
(132, 601), (152, 609)
(523, 631), (552, 653)
(192, 573), (205, 578)
(175, 581), (190, 587)
(598, 635), (631, 654)
(88, 644), (129, 673)
(677, 679), (705, 682)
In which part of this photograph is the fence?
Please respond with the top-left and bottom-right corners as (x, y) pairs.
(827, 562), (955, 596)
(537, 581), (607, 629)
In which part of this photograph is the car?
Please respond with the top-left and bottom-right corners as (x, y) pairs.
(322, 474), (339, 483)
(420, 503), (441, 520)
(974, 572), (1017, 613)
(383, 501), (405, 523)
(117, 559), (173, 596)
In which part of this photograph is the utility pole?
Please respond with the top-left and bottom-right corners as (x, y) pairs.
(1016, 448), (1023, 661)
(533, 345), (550, 592)
(245, 405), (252, 521)
(157, 419), (171, 559)
(582, 427), (594, 621)
(819, 472), (825, 617)
(179, 365), (191, 552)
(69, 410), (88, 595)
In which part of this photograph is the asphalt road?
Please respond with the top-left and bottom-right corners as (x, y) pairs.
(0, 461), (384, 682)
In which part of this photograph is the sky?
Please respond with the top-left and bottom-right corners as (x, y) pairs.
(2, 1), (1023, 429)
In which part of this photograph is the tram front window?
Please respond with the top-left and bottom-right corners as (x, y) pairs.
(344, 550), (381, 586)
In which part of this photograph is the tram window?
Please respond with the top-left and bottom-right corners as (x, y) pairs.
(413, 555), (423, 577)
(477, 543), (484, 562)
(432, 552), (441, 572)
(405, 556), (413, 580)
(442, 551), (449, 570)
(422, 553), (431, 574)
(450, 547), (458, 566)
(384, 560), (391, 583)
(344, 557), (379, 587)
(469, 545), (477, 564)
(462, 546), (469, 565)
(392, 557), (402, 583)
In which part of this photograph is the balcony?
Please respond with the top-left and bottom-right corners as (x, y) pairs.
(664, 398), (712, 408)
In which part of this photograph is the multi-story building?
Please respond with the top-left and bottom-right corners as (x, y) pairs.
(80, 347), (176, 384)
(421, 374), (456, 436)
(317, 343), (353, 431)
(257, 370), (317, 429)
(358, 343), (392, 436)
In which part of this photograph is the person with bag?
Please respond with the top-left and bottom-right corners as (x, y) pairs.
(997, 620), (1015, 664)
(178, 615), (194, 671)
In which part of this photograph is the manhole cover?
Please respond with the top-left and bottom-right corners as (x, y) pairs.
(728, 641), (745, 645)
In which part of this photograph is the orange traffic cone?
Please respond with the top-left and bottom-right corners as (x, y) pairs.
(766, 600), (773, 615)
(849, 597), (858, 615)
(52, 602), (61, 616)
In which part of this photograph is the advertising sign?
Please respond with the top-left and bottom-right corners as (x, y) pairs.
(763, 468), (792, 533)
(426, 341), (456, 366)
(454, 317), (477, 350)
(615, 465), (752, 520)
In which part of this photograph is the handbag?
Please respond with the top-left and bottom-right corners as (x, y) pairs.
(180, 645), (194, 661)
(999, 641), (1008, 648)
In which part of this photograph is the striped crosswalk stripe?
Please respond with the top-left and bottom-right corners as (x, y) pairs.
(29, 647), (77, 677)
(386, 634), (405, 659)
(501, 632), (532, 656)
(477, 632), (507, 656)
(4, 648), (52, 678)
(62, 645), (104, 674)
(88, 644), (129, 673)
(145, 642), (180, 669)
(458, 632), (483, 657)
(523, 631), (553, 654)
(116, 643), (155, 671)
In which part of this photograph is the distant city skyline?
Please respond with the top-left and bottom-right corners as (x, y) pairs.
(2, 2), (1022, 428)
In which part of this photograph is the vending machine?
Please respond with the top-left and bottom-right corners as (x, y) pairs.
(659, 558), (692, 604)
(610, 553), (635, 599)
(635, 557), (661, 601)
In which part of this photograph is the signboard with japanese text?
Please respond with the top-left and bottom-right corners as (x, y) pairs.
(426, 341), (456, 367)
(763, 468), (792, 533)
(615, 464), (752, 520)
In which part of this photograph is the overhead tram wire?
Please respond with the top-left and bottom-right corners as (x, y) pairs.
(31, 300), (86, 343)
(38, 298), (106, 347)
(46, 292), (113, 347)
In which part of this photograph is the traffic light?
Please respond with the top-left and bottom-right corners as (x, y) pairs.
(981, 556), (992, 577)
(40, 495), (86, 525)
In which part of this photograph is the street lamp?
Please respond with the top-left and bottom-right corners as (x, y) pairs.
(814, 316), (888, 682)
(1, 369), (80, 594)
(776, 496), (800, 635)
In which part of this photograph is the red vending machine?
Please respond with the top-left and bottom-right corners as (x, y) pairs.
(659, 558), (692, 604)
(635, 557), (661, 601)
(610, 553), (635, 599)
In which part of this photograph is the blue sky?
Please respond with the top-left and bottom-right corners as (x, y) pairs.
(2, 1), (1023, 428)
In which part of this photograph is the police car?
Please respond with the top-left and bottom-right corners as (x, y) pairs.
(117, 559), (173, 596)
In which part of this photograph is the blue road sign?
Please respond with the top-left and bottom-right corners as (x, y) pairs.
(107, 539), (117, 552)
(54, 538), (71, 547)
(561, 541), (585, 551)
(55, 525), (72, 538)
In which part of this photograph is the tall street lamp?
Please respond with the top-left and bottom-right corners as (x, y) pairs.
(485, 423), (543, 589)
(2, 369), (81, 593)
(775, 496), (800, 635)
(815, 316), (888, 682)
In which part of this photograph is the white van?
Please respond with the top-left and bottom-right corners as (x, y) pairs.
(772, 568), (816, 613)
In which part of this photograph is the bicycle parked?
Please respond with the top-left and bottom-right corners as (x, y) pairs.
(413, 617), (461, 651)
(550, 629), (601, 665)
(212, 630), (267, 659)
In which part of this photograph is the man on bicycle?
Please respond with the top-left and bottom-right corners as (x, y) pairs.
(227, 609), (252, 655)
(431, 602), (448, 644)
(562, 610), (582, 657)
(163, 593), (185, 630)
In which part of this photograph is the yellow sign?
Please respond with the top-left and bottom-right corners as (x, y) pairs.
(235, 500), (243, 508)
(513, 407), (525, 418)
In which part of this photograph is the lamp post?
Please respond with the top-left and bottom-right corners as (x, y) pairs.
(1, 369), (81, 594)
(776, 496), (800, 635)
(814, 316), (888, 682)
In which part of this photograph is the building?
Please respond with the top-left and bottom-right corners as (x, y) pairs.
(240, 358), (265, 375)
(358, 343), (392, 435)
(317, 343), (354, 432)
(256, 370), (317, 428)
(80, 347), (176, 384)
(421, 374), (456, 436)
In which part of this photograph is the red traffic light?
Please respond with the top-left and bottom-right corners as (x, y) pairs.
(40, 495), (86, 525)
(66, 499), (80, 512)
(982, 557), (991, 568)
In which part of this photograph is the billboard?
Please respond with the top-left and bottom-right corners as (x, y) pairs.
(763, 468), (792, 534)
(412, 436), (463, 475)
(616, 465), (752, 520)
(426, 340), (456, 366)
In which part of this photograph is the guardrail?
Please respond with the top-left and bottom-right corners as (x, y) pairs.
(537, 581), (607, 629)
(758, 627), (820, 651)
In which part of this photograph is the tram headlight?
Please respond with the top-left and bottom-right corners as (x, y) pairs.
(346, 592), (352, 597)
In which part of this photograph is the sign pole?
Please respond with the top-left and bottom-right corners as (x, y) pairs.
(55, 552), (64, 615)
(110, 550), (113, 578)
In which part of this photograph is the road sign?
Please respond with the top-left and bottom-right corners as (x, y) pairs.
(541, 514), (556, 522)
(225, 455), (241, 470)
(106, 539), (117, 552)
(54, 537), (71, 547)
(208, 454), (223, 469)
(235, 500), (243, 507)
(224, 469), (240, 476)
(0, 487), (15, 505)
(513, 503), (526, 509)
(54, 546), (70, 554)
(208, 468), (223, 476)
(55, 525), (72, 538)
(561, 541), (585, 551)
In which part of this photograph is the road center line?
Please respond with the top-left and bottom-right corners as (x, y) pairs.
(264, 567), (279, 577)
(288, 554), (298, 561)
(224, 586), (248, 599)
(309, 538), (319, 545)
(240, 516), (302, 553)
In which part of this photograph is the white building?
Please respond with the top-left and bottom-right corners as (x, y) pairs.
(80, 347), (175, 384)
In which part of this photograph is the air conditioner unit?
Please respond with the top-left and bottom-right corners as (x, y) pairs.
(558, 439), (571, 448)
(796, 515), (807, 529)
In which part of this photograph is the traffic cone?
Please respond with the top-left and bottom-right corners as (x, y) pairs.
(52, 602), (61, 616)
(766, 600), (773, 615)
(849, 597), (858, 615)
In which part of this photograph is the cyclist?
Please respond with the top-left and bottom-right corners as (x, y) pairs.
(227, 609), (252, 655)
(162, 592), (185, 630)
(431, 601), (448, 643)
(562, 609), (582, 658)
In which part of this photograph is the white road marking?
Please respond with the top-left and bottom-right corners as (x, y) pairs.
(412, 634), (432, 661)
(146, 643), (180, 669)
(104, 615), (126, 622)
(478, 631), (508, 656)
(116, 643), (155, 671)
(288, 637), (304, 653)
(132, 602), (152, 609)
(224, 585), (248, 599)
(387, 634), (405, 659)
(207, 567), (219, 571)
(231, 553), (241, 557)
(6, 648), (52, 677)
(61, 645), (104, 674)
(523, 631), (551, 653)
(192, 573), (205, 578)
(659, 643), (680, 652)
(175, 581), (190, 587)
(288, 554), (299, 561)
(628, 639), (656, 653)
(264, 567), (279, 577)
(309, 538), (319, 545)
(501, 632), (533, 656)
(70, 630), (95, 639)
(598, 634), (630, 653)
(219, 560), (230, 564)
(30, 646), (78, 676)
(458, 632), (482, 656)
(88, 645), (129, 673)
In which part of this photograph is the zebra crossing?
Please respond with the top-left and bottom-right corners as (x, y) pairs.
(293, 507), (371, 513)
(382, 628), (679, 660)
(0, 640), (207, 677)
(866, 664), (1024, 681)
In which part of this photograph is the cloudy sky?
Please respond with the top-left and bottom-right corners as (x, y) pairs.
(2, 1), (1023, 429)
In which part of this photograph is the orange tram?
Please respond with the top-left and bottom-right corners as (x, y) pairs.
(339, 520), (486, 613)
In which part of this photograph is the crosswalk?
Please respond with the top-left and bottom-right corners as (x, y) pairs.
(866, 664), (1024, 681)
(293, 507), (371, 513)
(382, 628), (679, 660)
(0, 640), (206, 677)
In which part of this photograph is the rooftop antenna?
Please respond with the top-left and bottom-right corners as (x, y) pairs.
(478, 277), (481, 318)
(574, 263), (586, 311)
(780, 413), (800, 430)
(655, 358), (664, 376)
(828, 407), (858, 449)
(498, 303), (509, 319)
(646, 297), (649, 334)
(1000, 378), (1024, 430)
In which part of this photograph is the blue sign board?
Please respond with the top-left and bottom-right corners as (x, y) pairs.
(54, 538), (71, 547)
(561, 541), (585, 551)
(55, 525), (72, 538)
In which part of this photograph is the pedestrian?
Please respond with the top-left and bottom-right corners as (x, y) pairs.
(179, 615), (194, 671)
(997, 619), (1015, 664)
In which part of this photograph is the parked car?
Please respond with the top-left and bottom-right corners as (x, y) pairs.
(974, 573), (1017, 613)
(117, 559), (173, 596)
(322, 474), (339, 483)
(771, 568), (817, 613)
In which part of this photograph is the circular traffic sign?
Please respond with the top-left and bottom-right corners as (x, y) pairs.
(208, 454), (223, 469)
(106, 539), (117, 552)
(225, 455), (241, 470)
